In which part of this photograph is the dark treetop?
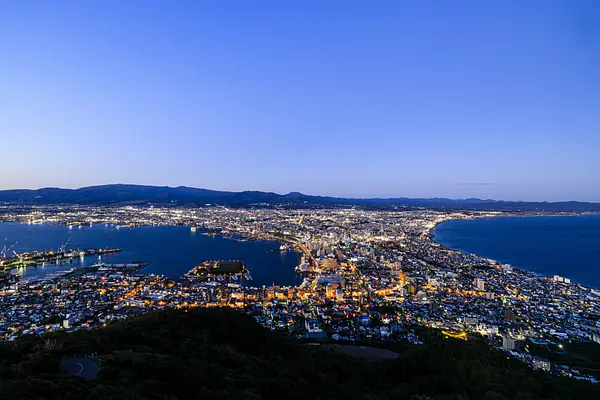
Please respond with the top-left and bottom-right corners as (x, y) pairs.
(1, 307), (599, 399)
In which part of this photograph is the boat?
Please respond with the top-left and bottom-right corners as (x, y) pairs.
(295, 264), (309, 272)
(90, 255), (106, 268)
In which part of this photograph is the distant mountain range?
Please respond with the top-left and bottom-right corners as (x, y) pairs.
(0, 184), (599, 212)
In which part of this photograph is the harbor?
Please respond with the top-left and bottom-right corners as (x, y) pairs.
(0, 246), (122, 272)
(61, 257), (148, 278)
(0, 223), (302, 286)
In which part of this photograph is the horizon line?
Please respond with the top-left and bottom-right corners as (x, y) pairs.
(0, 183), (599, 205)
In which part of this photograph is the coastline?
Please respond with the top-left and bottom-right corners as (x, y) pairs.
(429, 213), (600, 290)
(3, 213), (599, 290)
(0, 222), (303, 287)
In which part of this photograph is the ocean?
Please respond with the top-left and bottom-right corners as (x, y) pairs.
(434, 214), (600, 289)
(0, 223), (302, 287)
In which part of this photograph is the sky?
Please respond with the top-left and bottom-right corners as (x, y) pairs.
(1, 0), (599, 201)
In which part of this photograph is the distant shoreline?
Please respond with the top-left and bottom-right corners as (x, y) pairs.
(430, 213), (600, 290)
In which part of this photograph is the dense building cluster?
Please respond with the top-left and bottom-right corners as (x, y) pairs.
(0, 205), (598, 382)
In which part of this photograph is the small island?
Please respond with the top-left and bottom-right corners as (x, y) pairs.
(185, 260), (249, 279)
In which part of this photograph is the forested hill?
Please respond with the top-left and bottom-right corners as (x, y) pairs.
(1, 184), (599, 211)
(0, 308), (598, 399)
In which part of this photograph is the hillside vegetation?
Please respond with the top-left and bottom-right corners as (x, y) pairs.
(0, 308), (598, 399)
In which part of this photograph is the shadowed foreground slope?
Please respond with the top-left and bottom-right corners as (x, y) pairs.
(0, 308), (598, 399)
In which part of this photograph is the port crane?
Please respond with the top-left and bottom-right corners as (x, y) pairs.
(1, 241), (18, 259)
(12, 249), (23, 261)
(58, 238), (71, 253)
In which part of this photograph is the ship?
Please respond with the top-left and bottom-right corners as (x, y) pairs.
(91, 255), (106, 268)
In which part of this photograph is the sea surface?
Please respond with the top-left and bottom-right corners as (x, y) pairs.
(0, 223), (302, 287)
(434, 214), (600, 289)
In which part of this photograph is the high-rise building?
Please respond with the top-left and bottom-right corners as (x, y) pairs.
(504, 310), (517, 323)
(502, 334), (515, 350)
(474, 278), (485, 291)
(532, 357), (551, 372)
(326, 283), (337, 298)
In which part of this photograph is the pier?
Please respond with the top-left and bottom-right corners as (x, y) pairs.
(0, 248), (122, 272)
(62, 261), (148, 278)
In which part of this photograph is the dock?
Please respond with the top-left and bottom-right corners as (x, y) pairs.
(0, 248), (122, 272)
(61, 261), (148, 278)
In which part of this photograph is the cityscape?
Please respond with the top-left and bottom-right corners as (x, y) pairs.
(2, 0), (599, 398)
(1, 204), (598, 383)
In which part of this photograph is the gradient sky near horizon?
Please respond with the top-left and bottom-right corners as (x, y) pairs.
(1, 1), (599, 201)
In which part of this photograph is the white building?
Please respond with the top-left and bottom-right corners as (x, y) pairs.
(532, 357), (551, 372)
(502, 334), (515, 350)
(474, 278), (485, 291)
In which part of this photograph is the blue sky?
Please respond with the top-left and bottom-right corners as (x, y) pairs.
(1, 0), (599, 201)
